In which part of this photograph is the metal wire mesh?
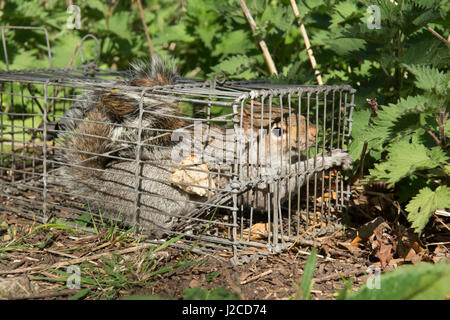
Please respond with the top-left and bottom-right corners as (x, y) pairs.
(0, 28), (355, 262)
(0, 67), (354, 260)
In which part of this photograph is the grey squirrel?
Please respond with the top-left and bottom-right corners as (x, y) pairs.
(55, 56), (353, 237)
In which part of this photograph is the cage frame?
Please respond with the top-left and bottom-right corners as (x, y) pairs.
(0, 27), (355, 263)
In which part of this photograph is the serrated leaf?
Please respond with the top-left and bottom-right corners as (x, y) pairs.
(328, 37), (366, 55)
(108, 11), (132, 40)
(406, 186), (450, 233)
(157, 24), (195, 44)
(427, 146), (449, 164)
(10, 50), (40, 70)
(195, 24), (218, 49)
(347, 262), (450, 300)
(211, 54), (252, 75)
(87, 0), (106, 13)
(363, 94), (443, 149)
(367, 139), (442, 186)
(331, 0), (361, 27)
(212, 30), (252, 57)
(404, 64), (449, 95)
(52, 33), (83, 68)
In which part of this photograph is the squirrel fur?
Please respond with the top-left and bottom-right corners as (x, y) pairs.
(55, 56), (353, 237)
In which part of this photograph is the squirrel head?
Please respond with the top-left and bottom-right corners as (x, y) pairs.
(241, 106), (317, 164)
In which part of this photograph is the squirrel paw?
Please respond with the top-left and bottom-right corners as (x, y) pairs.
(330, 149), (354, 171)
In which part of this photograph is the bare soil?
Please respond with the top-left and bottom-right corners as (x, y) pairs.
(0, 196), (448, 300)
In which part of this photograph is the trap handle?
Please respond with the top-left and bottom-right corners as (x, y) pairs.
(1, 26), (53, 70)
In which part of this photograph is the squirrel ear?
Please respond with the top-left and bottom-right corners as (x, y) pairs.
(241, 108), (251, 129)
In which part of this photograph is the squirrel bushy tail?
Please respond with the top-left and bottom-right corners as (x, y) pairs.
(59, 56), (197, 236)
(57, 56), (354, 237)
(54, 55), (180, 135)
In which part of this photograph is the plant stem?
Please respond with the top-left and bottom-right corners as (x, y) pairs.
(238, 0), (278, 76)
(426, 26), (450, 46)
(289, 0), (323, 85)
(136, 0), (154, 57)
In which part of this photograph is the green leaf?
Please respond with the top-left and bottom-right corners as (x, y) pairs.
(367, 139), (441, 186)
(363, 94), (444, 150)
(404, 64), (449, 95)
(349, 108), (371, 159)
(52, 33), (83, 68)
(299, 247), (317, 300)
(73, 213), (93, 227)
(210, 55), (258, 79)
(108, 11), (133, 40)
(406, 185), (450, 233)
(154, 25), (195, 44)
(331, 0), (361, 27)
(87, 0), (106, 13)
(206, 272), (220, 283)
(10, 50), (39, 70)
(69, 288), (90, 300)
(195, 24), (218, 49)
(445, 119), (450, 138)
(327, 37), (366, 55)
(212, 30), (252, 57)
(153, 233), (185, 253)
(347, 262), (450, 300)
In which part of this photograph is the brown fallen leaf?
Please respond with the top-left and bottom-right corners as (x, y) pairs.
(376, 242), (394, 269)
(242, 223), (270, 240)
(351, 236), (363, 247)
(358, 217), (385, 241)
(432, 244), (449, 263)
(369, 220), (397, 269)
(338, 241), (364, 256)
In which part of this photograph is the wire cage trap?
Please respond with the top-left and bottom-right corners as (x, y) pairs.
(0, 27), (355, 262)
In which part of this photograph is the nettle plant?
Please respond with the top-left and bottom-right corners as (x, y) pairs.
(362, 65), (449, 233)
(338, 0), (449, 233)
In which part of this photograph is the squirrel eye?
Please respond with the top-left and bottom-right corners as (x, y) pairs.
(271, 127), (282, 137)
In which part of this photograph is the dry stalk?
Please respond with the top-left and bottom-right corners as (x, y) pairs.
(289, 0), (323, 85)
(238, 0), (278, 76)
(136, 0), (154, 57)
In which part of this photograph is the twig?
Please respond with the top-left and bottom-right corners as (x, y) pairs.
(289, 0), (323, 85)
(434, 214), (450, 232)
(437, 107), (448, 146)
(136, 0), (154, 57)
(421, 125), (442, 146)
(425, 241), (450, 247)
(67, 41), (82, 68)
(294, 249), (335, 262)
(426, 26), (450, 46)
(44, 248), (79, 259)
(288, 223), (322, 250)
(435, 209), (450, 217)
(240, 269), (272, 285)
(238, 0), (278, 76)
